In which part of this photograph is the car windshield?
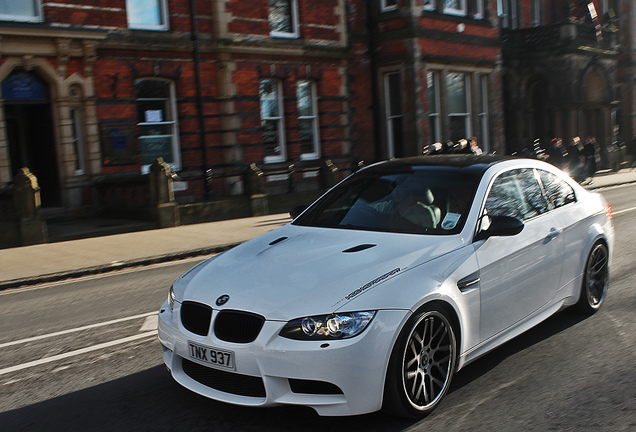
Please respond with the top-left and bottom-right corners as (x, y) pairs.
(293, 166), (481, 235)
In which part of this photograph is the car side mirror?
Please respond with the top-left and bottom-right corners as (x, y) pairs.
(475, 215), (524, 241)
(290, 205), (308, 219)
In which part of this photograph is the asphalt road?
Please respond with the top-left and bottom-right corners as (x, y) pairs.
(1, 184), (635, 432)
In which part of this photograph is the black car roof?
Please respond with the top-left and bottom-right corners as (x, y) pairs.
(365, 154), (518, 174)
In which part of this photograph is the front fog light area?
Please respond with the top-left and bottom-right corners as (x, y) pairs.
(280, 311), (376, 340)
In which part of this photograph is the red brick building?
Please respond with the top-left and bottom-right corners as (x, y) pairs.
(0, 0), (633, 220)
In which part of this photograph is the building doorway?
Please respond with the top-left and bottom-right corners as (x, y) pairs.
(3, 71), (61, 207)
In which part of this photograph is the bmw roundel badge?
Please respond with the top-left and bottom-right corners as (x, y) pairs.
(216, 294), (230, 306)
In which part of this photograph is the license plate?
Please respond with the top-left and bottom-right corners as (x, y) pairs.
(188, 342), (235, 370)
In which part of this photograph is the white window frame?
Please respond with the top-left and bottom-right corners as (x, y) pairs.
(135, 78), (181, 173)
(444, 0), (467, 16)
(531, 0), (541, 27)
(260, 79), (287, 163)
(479, 74), (490, 152)
(384, 71), (404, 159)
(70, 109), (86, 176)
(423, 0), (435, 12)
(446, 72), (472, 142)
(126, 0), (169, 31)
(0, 0), (43, 23)
(474, 0), (484, 19)
(381, 0), (399, 12)
(297, 80), (321, 160)
(497, 0), (518, 29)
(427, 71), (441, 143)
(269, 0), (300, 39)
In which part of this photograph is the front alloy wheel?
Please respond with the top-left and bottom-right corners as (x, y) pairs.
(384, 307), (457, 418)
(577, 242), (609, 314)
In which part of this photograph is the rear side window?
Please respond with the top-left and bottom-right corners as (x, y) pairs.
(538, 170), (576, 209)
(485, 168), (549, 221)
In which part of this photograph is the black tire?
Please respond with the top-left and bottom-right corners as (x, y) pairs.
(383, 305), (457, 418)
(576, 242), (609, 314)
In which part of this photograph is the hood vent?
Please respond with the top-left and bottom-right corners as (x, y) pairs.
(343, 244), (377, 253)
(268, 237), (288, 246)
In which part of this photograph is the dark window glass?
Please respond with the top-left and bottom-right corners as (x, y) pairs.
(485, 169), (549, 221)
(294, 167), (480, 235)
(539, 170), (576, 208)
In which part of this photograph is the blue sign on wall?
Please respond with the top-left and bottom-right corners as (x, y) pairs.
(2, 71), (47, 100)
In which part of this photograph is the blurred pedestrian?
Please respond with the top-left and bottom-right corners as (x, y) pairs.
(567, 136), (585, 182)
(454, 139), (471, 154)
(546, 137), (567, 170)
(423, 142), (443, 155)
(583, 136), (599, 183)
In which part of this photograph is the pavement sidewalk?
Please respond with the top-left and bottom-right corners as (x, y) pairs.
(1, 168), (634, 290)
(0, 213), (292, 290)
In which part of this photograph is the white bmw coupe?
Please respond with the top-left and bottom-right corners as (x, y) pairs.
(158, 155), (613, 418)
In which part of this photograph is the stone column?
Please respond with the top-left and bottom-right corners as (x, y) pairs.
(318, 159), (338, 189)
(244, 163), (268, 216)
(149, 157), (180, 228)
(14, 167), (48, 245)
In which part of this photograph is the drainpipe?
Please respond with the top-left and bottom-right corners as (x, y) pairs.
(189, 0), (209, 198)
(365, 0), (382, 161)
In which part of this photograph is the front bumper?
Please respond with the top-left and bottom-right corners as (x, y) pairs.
(157, 300), (409, 416)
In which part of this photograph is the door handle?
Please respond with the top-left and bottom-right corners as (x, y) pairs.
(547, 227), (562, 239)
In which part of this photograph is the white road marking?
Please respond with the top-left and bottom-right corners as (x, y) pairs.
(0, 331), (157, 376)
(139, 314), (158, 332)
(612, 206), (636, 216)
(0, 311), (157, 349)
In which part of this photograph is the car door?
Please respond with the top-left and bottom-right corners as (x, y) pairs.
(475, 168), (564, 342)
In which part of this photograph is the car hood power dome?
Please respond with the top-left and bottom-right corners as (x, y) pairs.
(180, 224), (467, 320)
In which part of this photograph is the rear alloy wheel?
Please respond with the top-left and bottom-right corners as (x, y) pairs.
(576, 242), (609, 314)
(384, 306), (457, 418)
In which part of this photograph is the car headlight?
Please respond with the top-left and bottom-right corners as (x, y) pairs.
(280, 311), (376, 340)
(168, 285), (176, 310)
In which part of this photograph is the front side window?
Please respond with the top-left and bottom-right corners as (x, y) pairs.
(538, 170), (576, 209)
(297, 80), (320, 160)
(260, 79), (286, 163)
(485, 169), (549, 221)
(0, 0), (42, 22)
(269, 0), (299, 38)
(135, 79), (180, 171)
(447, 73), (471, 143)
(126, 0), (168, 30)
